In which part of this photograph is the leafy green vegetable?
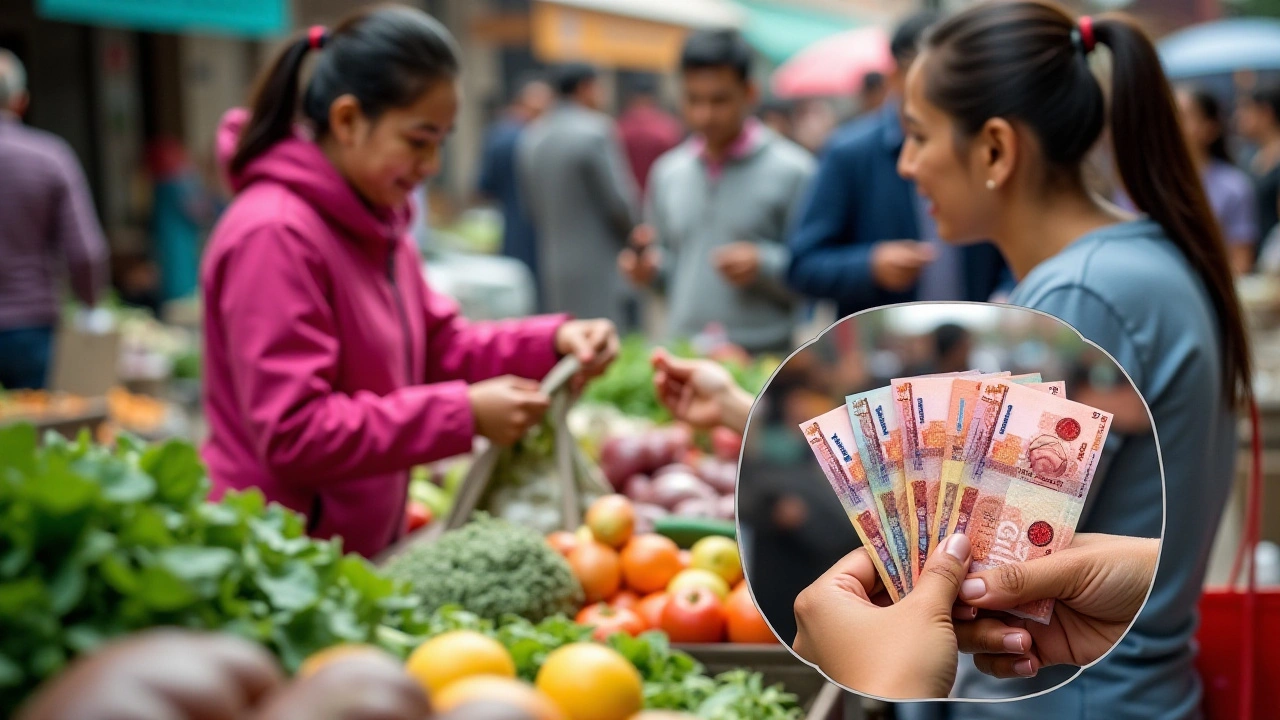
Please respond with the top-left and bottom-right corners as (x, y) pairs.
(0, 425), (429, 713)
(380, 514), (584, 623)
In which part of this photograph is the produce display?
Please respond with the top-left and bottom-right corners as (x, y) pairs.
(381, 514), (585, 622)
(552, 495), (776, 648)
(0, 425), (428, 713)
(598, 426), (740, 530)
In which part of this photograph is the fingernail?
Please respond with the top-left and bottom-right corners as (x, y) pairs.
(1003, 633), (1025, 653)
(1015, 658), (1036, 676)
(942, 533), (971, 562)
(960, 578), (986, 601)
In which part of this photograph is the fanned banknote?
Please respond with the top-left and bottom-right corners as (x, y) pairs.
(800, 408), (908, 601)
(954, 380), (1111, 622)
(892, 372), (1012, 572)
(846, 387), (915, 590)
(935, 375), (1063, 546)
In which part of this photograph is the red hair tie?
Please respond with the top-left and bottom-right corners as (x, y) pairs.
(1075, 16), (1096, 55)
(308, 25), (329, 51)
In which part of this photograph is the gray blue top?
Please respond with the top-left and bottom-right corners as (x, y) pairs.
(907, 219), (1238, 719)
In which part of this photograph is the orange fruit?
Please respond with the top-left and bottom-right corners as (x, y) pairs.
(567, 541), (622, 604)
(620, 534), (681, 594)
(725, 584), (777, 644)
(635, 592), (670, 630)
(535, 643), (642, 720)
(546, 530), (579, 557)
(405, 631), (515, 696)
(296, 643), (388, 678)
(586, 495), (635, 549)
(433, 676), (564, 719)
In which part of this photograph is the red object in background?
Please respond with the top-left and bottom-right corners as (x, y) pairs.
(617, 103), (683, 195)
(771, 26), (894, 99)
(576, 603), (647, 642)
(405, 501), (431, 532)
(1196, 401), (1280, 719)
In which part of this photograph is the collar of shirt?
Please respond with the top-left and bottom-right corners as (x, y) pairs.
(691, 117), (765, 181)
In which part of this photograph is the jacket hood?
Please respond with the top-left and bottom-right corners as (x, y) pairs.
(215, 107), (412, 247)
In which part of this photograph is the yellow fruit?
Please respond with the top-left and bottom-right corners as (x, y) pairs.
(689, 537), (742, 586)
(297, 643), (388, 678)
(666, 568), (730, 600)
(406, 631), (516, 696)
(575, 525), (596, 545)
(433, 676), (565, 719)
(536, 643), (643, 720)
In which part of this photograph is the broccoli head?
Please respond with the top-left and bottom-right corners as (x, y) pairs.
(381, 514), (584, 622)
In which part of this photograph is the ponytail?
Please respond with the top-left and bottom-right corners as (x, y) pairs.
(229, 36), (313, 178)
(922, 0), (1251, 408)
(228, 4), (460, 179)
(1095, 15), (1251, 406)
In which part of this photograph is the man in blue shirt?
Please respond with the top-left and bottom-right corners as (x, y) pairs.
(476, 75), (553, 295)
(787, 12), (1008, 317)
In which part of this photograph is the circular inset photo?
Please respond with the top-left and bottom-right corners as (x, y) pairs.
(735, 302), (1164, 702)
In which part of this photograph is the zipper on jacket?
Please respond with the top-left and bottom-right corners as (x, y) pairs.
(386, 251), (414, 540)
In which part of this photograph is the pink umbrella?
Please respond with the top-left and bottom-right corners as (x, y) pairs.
(771, 26), (894, 99)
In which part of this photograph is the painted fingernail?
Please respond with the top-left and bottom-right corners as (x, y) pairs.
(943, 533), (971, 562)
(1003, 633), (1025, 653)
(960, 578), (987, 601)
(1015, 658), (1036, 676)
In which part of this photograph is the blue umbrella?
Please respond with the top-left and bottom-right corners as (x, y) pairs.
(1159, 18), (1280, 79)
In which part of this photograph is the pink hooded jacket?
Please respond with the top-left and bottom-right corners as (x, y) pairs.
(201, 109), (567, 557)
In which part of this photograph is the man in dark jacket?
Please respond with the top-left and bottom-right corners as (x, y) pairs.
(786, 12), (1008, 318)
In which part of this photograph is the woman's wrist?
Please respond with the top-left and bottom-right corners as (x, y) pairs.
(721, 386), (754, 434)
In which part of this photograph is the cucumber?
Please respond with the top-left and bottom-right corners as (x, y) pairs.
(654, 516), (736, 548)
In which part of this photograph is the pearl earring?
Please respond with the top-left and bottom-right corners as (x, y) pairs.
(986, 179), (997, 190)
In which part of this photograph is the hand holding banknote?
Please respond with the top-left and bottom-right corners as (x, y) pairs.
(954, 533), (1158, 678)
(651, 349), (753, 433)
(793, 534), (1026, 699)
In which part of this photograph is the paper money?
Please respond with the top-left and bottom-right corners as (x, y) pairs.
(892, 371), (1017, 568)
(846, 387), (915, 589)
(956, 381), (1111, 623)
(800, 408), (908, 601)
(935, 375), (1062, 546)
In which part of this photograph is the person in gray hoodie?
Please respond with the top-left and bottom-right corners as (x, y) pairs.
(619, 30), (815, 355)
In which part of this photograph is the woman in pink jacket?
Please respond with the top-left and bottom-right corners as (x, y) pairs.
(201, 6), (618, 558)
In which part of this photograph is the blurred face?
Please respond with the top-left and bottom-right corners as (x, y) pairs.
(897, 56), (1000, 244)
(682, 66), (756, 151)
(1236, 97), (1276, 143)
(575, 78), (604, 111)
(328, 78), (459, 209)
(522, 82), (553, 119)
(1176, 90), (1218, 155)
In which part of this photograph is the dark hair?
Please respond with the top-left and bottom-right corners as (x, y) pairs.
(891, 11), (940, 68)
(551, 62), (598, 98)
(921, 0), (1251, 407)
(1250, 82), (1280, 126)
(1180, 86), (1231, 164)
(680, 29), (753, 83)
(230, 4), (460, 177)
(862, 71), (886, 94)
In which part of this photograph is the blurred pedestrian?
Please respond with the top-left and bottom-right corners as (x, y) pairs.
(203, 8), (618, 559)
(618, 29), (814, 355)
(758, 96), (797, 143)
(896, 3), (1250, 717)
(616, 75), (683, 195)
(0, 48), (109, 390)
(1118, 86), (1257, 274)
(787, 11), (1009, 317)
(146, 136), (215, 304)
(858, 71), (888, 116)
(518, 62), (639, 327)
(1237, 82), (1280, 253)
(476, 74), (553, 286)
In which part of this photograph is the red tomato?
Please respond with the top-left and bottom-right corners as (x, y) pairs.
(725, 584), (777, 644)
(611, 590), (641, 612)
(575, 603), (647, 642)
(635, 592), (670, 630)
(660, 587), (726, 643)
(406, 501), (431, 532)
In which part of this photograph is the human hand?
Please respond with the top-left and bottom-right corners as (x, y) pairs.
(619, 225), (661, 287)
(651, 348), (753, 433)
(954, 533), (1157, 679)
(16, 629), (284, 720)
(468, 376), (550, 446)
(251, 651), (430, 720)
(713, 242), (762, 287)
(793, 534), (998, 699)
(555, 318), (620, 392)
(871, 241), (935, 292)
